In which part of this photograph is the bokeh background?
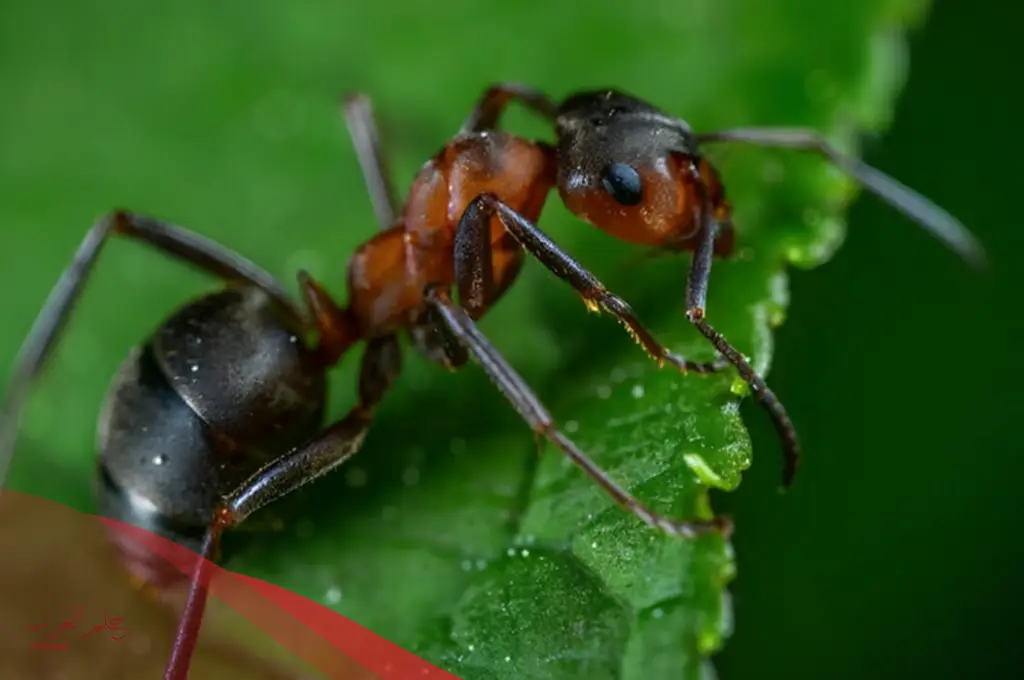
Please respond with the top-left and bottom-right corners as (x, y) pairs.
(1, 1), (1021, 679)
(718, 2), (1024, 679)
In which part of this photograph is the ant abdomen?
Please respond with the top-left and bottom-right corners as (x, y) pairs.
(94, 286), (327, 585)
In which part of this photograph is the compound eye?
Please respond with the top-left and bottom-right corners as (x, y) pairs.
(600, 162), (643, 206)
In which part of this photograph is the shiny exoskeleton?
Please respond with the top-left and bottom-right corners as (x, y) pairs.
(0, 83), (984, 680)
(96, 286), (327, 585)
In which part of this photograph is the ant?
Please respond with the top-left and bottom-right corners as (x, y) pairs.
(0, 83), (983, 680)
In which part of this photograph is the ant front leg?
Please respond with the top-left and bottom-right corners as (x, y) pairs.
(453, 193), (727, 375)
(0, 211), (304, 484)
(424, 286), (732, 538)
(461, 82), (559, 133)
(163, 334), (401, 680)
(683, 217), (800, 487)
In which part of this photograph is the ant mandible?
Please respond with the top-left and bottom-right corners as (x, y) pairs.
(0, 83), (983, 680)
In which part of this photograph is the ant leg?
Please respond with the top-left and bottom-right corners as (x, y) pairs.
(339, 93), (465, 370)
(297, 269), (360, 367)
(683, 218), (800, 487)
(341, 92), (477, 367)
(337, 91), (465, 373)
(461, 82), (559, 133)
(0, 211), (304, 485)
(424, 285), (732, 538)
(341, 92), (400, 228)
(164, 334), (401, 680)
(341, 90), (465, 371)
(453, 192), (727, 374)
(408, 313), (470, 371)
(695, 127), (986, 269)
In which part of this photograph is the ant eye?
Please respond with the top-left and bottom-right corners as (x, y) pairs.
(600, 162), (643, 206)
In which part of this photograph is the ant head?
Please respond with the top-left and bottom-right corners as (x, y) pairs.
(554, 89), (702, 244)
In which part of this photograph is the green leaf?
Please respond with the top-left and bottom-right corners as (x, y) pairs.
(0, 0), (931, 678)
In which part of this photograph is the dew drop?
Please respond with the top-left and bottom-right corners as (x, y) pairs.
(506, 547), (515, 557)
(324, 586), (342, 605)
(520, 549), (530, 557)
(565, 420), (579, 433)
(190, 365), (198, 373)
(475, 559), (487, 570)
(591, 541), (598, 549)
(631, 383), (645, 399)
(596, 384), (612, 399)
(610, 367), (627, 383)
(152, 454), (168, 466)
(684, 453), (724, 486)
(461, 560), (473, 572)
(729, 376), (750, 396)
(505, 656), (511, 662)
(468, 644), (475, 652)
(652, 607), (664, 619)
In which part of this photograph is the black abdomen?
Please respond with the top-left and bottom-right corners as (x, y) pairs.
(94, 286), (327, 581)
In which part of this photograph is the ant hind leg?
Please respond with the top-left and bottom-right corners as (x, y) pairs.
(163, 334), (401, 680)
(0, 211), (306, 485)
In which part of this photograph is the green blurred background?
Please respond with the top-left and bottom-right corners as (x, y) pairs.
(718, 2), (1024, 679)
(0, 1), (1020, 679)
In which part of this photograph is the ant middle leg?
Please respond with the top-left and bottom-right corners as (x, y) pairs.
(424, 285), (732, 539)
(452, 192), (727, 374)
(163, 333), (402, 680)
